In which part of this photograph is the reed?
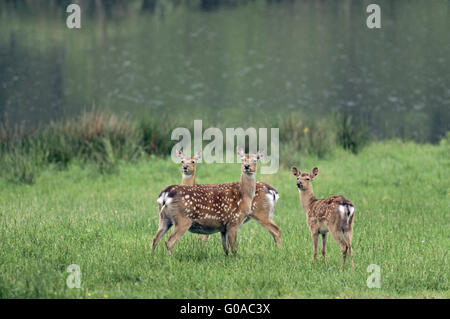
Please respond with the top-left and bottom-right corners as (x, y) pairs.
(0, 109), (371, 183)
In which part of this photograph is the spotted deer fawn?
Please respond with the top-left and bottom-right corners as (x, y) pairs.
(175, 149), (282, 247)
(152, 148), (275, 255)
(291, 167), (354, 271)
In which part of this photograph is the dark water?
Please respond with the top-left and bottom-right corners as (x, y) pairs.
(0, 0), (449, 142)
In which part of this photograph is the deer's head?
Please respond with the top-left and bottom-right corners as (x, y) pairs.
(291, 167), (318, 191)
(237, 147), (264, 175)
(177, 149), (201, 176)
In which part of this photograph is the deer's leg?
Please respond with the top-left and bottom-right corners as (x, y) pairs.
(329, 228), (348, 271)
(250, 209), (282, 248)
(226, 226), (239, 256)
(152, 208), (172, 250)
(165, 216), (192, 255)
(197, 234), (209, 242)
(310, 230), (319, 264)
(220, 231), (229, 255)
(344, 230), (354, 269)
(321, 233), (328, 265)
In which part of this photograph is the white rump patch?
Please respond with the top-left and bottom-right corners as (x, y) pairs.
(339, 204), (355, 224)
(269, 190), (279, 203)
(338, 205), (346, 219)
(347, 206), (355, 223)
(265, 190), (279, 220)
(157, 192), (173, 212)
(157, 192), (168, 205)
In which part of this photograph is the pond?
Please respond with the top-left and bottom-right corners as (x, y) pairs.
(0, 0), (448, 142)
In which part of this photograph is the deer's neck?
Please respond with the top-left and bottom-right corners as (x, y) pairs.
(181, 173), (195, 186)
(239, 172), (256, 213)
(299, 188), (316, 214)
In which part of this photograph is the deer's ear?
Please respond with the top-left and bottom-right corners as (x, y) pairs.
(257, 149), (265, 159)
(194, 150), (202, 161)
(310, 167), (318, 179)
(236, 147), (244, 158)
(292, 167), (300, 176)
(176, 149), (184, 159)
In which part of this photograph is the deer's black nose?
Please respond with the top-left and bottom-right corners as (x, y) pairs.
(244, 164), (250, 170)
(297, 181), (302, 187)
(183, 165), (188, 170)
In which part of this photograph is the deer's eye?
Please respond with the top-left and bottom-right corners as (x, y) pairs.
(191, 161), (195, 164)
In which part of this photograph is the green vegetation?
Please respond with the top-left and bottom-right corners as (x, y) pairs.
(0, 140), (448, 298)
(0, 109), (368, 184)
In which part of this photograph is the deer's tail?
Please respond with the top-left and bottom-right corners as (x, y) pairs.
(264, 186), (279, 220)
(338, 202), (355, 225)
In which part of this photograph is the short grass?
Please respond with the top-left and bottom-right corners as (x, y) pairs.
(0, 141), (448, 298)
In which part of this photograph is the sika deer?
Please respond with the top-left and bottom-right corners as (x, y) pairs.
(154, 150), (201, 245)
(175, 149), (281, 247)
(185, 181), (281, 247)
(177, 149), (202, 186)
(291, 167), (354, 271)
(176, 149), (208, 241)
(152, 147), (265, 255)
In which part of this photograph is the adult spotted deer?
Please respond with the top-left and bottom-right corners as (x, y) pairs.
(174, 149), (281, 247)
(177, 149), (202, 186)
(152, 147), (278, 255)
(176, 149), (207, 241)
(292, 167), (354, 271)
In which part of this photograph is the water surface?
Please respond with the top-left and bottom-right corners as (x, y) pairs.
(0, 0), (448, 142)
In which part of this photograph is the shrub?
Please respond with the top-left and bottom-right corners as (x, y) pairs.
(0, 142), (44, 184)
(0, 109), (375, 183)
(278, 113), (336, 158)
(139, 115), (187, 157)
(336, 115), (368, 154)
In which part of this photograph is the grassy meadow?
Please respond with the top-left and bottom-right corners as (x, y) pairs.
(0, 139), (448, 298)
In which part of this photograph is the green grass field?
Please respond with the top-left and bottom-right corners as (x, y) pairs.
(0, 140), (448, 298)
